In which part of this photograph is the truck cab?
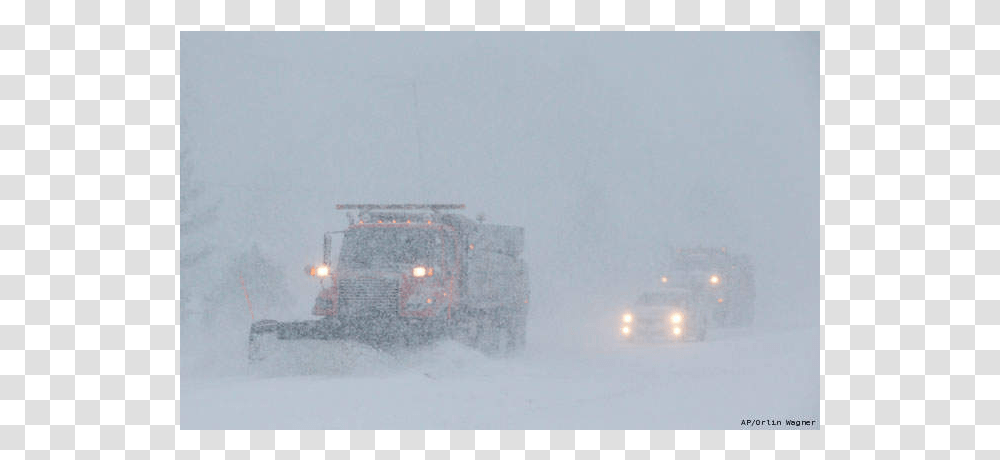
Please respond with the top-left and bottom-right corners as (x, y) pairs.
(313, 217), (460, 322)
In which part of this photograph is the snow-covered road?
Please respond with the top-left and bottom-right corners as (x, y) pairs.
(181, 325), (818, 430)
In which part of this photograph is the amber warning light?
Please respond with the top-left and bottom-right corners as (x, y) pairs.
(307, 265), (330, 277)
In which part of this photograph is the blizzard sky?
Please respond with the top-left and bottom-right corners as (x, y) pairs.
(181, 31), (819, 338)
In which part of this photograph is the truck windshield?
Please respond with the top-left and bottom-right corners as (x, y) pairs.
(636, 292), (686, 306)
(674, 255), (715, 272)
(339, 228), (444, 270)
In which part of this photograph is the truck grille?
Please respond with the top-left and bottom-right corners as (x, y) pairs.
(338, 278), (400, 315)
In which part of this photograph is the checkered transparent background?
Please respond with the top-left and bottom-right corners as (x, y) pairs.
(1, 0), (998, 457)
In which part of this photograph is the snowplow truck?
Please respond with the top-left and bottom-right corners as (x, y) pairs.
(660, 247), (755, 327)
(249, 204), (529, 360)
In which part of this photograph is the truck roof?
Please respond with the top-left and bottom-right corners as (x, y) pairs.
(338, 204), (524, 257)
(670, 247), (751, 267)
(339, 204), (474, 228)
(635, 289), (691, 305)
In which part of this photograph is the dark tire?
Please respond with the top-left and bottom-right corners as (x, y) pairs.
(472, 312), (498, 355)
(499, 305), (528, 355)
(489, 313), (511, 356)
(456, 306), (525, 356)
(448, 309), (479, 348)
(471, 308), (516, 357)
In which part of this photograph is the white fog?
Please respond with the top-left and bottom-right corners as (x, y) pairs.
(179, 32), (819, 429)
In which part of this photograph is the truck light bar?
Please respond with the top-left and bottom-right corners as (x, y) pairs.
(336, 204), (465, 212)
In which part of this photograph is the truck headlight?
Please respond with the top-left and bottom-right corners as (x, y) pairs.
(621, 326), (631, 335)
(622, 313), (633, 323)
(672, 327), (682, 335)
(314, 265), (330, 277)
(671, 313), (682, 324)
(709, 275), (720, 285)
(413, 266), (429, 277)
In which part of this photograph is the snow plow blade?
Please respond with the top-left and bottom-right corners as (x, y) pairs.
(247, 315), (442, 365)
(248, 318), (343, 362)
(247, 318), (403, 376)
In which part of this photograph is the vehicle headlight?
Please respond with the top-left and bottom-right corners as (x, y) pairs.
(622, 313), (633, 323)
(412, 266), (428, 277)
(709, 275), (720, 285)
(315, 265), (330, 277)
(672, 327), (682, 335)
(671, 313), (682, 324)
(621, 326), (631, 335)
